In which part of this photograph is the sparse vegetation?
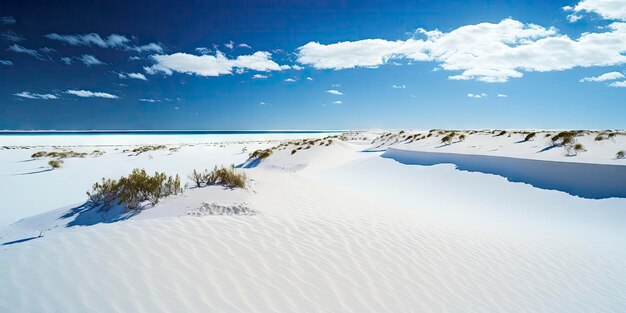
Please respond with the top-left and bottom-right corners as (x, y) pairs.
(524, 132), (536, 142)
(32, 150), (88, 159)
(205, 165), (247, 188)
(458, 134), (466, 141)
(594, 134), (605, 142)
(131, 145), (167, 155)
(87, 169), (182, 210)
(496, 130), (507, 136)
(250, 149), (272, 160)
(48, 159), (63, 169)
(617, 150), (625, 159)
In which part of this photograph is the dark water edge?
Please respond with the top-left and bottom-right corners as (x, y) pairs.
(0, 130), (344, 136)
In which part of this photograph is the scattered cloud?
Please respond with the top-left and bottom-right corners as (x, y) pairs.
(129, 56), (141, 61)
(195, 47), (210, 55)
(0, 60), (12, 65)
(296, 18), (626, 83)
(252, 74), (268, 79)
(609, 80), (626, 87)
(1, 16), (16, 25)
(285, 78), (296, 82)
(139, 98), (160, 102)
(145, 51), (286, 77)
(239, 43), (251, 49)
(8, 44), (44, 60)
(45, 33), (163, 53)
(14, 91), (58, 100)
(467, 93), (487, 98)
(497, 93), (508, 97)
(331, 83), (341, 87)
(291, 65), (303, 70)
(258, 101), (272, 106)
(119, 72), (148, 80)
(65, 89), (118, 99)
(332, 100), (343, 104)
(392, 84), (406, 89)
(563, 0), (626, 22)
(579, 71), (625, 82)
(78, 54), (104, 66)
(60, 57), (72, 65)
(326, 89), (343, 95)
(225, 40), (234, 50)
(306, 77), (313, 81)
(1, 30), (25, 42)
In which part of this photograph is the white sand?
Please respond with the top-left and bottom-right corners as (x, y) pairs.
(1, 131), (626, 312)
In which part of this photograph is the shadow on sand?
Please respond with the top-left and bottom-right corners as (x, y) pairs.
(383, 148), (626, 199)
(59, 202), (139, 227)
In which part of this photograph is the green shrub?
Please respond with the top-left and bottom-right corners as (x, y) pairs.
(458, 134), (466, 141)
(32, 151), (47, 158)
(188, 169), (207, 188)
(617, 150), (625, 159)
(87, 169), (181, 210)
(205, 165), (246, 188)
(441, 134), (454, 145)
(48, 159), (63, 169)
(291, 149), (297, 155)
(497, 130), (507, 136)
(594, 134), (605, 142)
(524, 132), (536, 141)
(573, 143), (585, 153)
(250, 149), (272, 160)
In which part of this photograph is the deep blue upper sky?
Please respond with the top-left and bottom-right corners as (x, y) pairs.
(1, 0), (625, 130)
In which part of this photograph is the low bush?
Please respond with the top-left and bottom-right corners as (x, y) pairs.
(594, 134), (605, 142)
(250, 149), (272, 160)
(617, 150), (625, 159)
(48, 159), (63, 169)
(131, 145), (167, 155)
(496, 130), (507, 136)
(205, 165), (246, 188)
(441, 133), (454, 145)
(524, 132), (536, 141)
(458, 134), (466, 141)
(87, 169), (181, 210)
(32, 151), (47, 158)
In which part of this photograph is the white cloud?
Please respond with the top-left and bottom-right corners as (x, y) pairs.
(139, 98), (160, 102)
(564, 0), (626, 22)
(78, 54), (104, 66)
(579, 71), (625, 82)
(129, 56), (141, 61)
(0, 60), (12, 65)
(306, 77), (313, 81)
(296, 18), (626, 83)
(467, 93), (487, 98)
(332, 100), (343, 104)
(66, 89), (118, 99)
(1, 16), (16, 25)
(326, 89), (343, 95)
(195, 47), (210, 55)
(609, 80), (626, 87)
(60, 57), (72, 65)
(392, 84), (406, 89)
(119, 72), (148, 80)
(225, 40), (234, 50)
(145, 51), (286, 77)
(1, 30), (25, 42)
(14, 91), (58, 100)
(252, 74), (268, 79)
(45, 33), (163, 53)
(497, 93), (508, 97)
(291, 65), (303, 70)
(285, 78), (296, 82)
(8, 44), (44, 60)
(239, 43), (251, 49)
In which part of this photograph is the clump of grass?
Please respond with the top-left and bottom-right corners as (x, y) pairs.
(524, 132), (536, 142)
(458, 134), (466, 141)
(87, 169), (181, 210)
(32, 150), (87, 159)
(617, 150), (625, 159)
(572, 143), (586, 155)
(594, 134), (605, 142)
(250, 149), (272, 160)
(291, 149), (297, 155)
(441, 132), (455, 145)
(131, 145), (167, 155)
(32, 151), (48, 158)
(205, 165), (246, 189)
(496, 130), (507, 136)
(48, 159), (63, 169)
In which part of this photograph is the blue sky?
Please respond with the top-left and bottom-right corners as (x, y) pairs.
(1, 0), (625, 130)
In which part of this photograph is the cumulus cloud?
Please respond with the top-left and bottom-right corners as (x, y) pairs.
(145, 51), (286, 77)
(467, 93), (487, 98)
(296, 18), (626, 83)
(78, 54), (104, 66)
(45, 33), (163, 53)
(326, 89), (343, 95)
(1, 16), (16, 25)
(609, 80), (626, 87)
(65, 89), (118, 99)
(1, 30), (25, 42)
(564, 0), (626, 22)
(14, 91), (58, 100)
(0, 60), (12, 65)
(392, 84), (406, 89)
(119, 72), (148, 80)
(8, 44), (44, 60)
(579, 71), (625, 82)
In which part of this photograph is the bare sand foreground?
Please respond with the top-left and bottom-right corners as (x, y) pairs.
(1, 130), (626, 312)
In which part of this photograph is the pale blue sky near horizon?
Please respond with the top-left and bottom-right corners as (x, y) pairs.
(0, 0), (625, 130)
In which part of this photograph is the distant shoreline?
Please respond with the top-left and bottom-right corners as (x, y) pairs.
(0, 130), (345, 136)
